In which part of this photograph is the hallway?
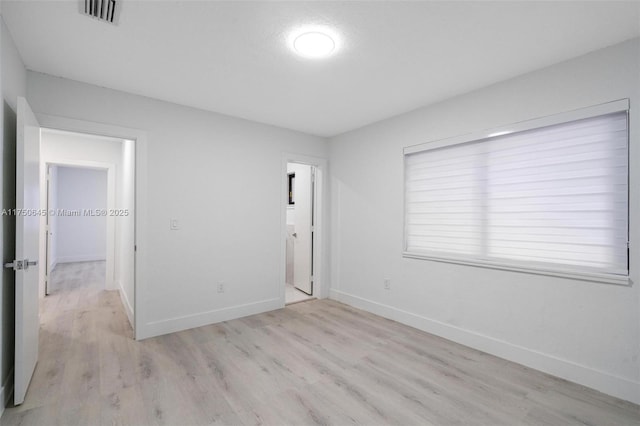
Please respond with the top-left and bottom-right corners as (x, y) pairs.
(3, 261), (134, 425)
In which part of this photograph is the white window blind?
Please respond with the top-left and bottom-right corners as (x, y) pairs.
(404, 109), (629, 280)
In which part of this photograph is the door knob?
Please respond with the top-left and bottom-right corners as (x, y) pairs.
(292, 232), (297, 238)
(3, 259), (36, 271)
(4, 260), (23, 270)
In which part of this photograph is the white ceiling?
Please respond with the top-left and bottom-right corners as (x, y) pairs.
(2, 1), (639, 137)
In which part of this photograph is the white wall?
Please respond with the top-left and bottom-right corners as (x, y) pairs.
(329, 38), (640, 404)
(27, 71), (329, 339)
(54, 167), (107, 263)
(0, 14), (26, 415)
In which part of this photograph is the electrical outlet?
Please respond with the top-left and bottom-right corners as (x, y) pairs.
(217, 282), (225, 293)
(384, 279), (391, 290)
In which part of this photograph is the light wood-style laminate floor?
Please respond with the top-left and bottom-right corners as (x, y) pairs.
(2, 261), (639, 426)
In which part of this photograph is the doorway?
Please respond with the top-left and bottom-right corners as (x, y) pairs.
(285, 162), (316, 304)
(39, 129), (136, 327)
(44, 165), (108, 295)
(12, 97), (145, 406)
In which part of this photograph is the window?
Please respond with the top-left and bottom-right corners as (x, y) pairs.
(404, 100), (629, 284)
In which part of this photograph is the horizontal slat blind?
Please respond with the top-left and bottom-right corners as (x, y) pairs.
(405, 111), (628, 276)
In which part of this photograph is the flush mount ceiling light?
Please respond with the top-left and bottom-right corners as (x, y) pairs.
(291, 30), (337, 59)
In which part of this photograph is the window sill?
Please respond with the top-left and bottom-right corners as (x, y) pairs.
(402, 252), (631, 286)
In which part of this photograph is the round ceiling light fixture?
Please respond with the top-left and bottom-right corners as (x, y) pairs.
(292, 31), (336, 59)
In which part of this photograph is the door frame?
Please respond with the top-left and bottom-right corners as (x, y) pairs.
(42, 161), (115, 294)
(280, 153), (328, 307)
(34, 113), (148, 340)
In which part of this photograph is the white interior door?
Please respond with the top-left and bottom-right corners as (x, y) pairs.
(12, 97), (41, 405)
(293, 164), (313, 295)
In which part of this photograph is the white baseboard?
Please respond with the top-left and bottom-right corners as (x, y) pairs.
(139, 298), (282, 340)
(116, 280), (134, 328)
(330, 289), (640, 405)
(57, 254), (106, 263)
(1, 368), (14, 417)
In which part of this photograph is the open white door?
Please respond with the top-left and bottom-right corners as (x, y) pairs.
(292, 164), (313, 295)
(8, 97), (41, 405)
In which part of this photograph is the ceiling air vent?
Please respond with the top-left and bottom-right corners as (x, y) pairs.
(82, 0), (118, 24)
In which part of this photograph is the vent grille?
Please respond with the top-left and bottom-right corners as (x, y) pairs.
(83, 0), (118, 24)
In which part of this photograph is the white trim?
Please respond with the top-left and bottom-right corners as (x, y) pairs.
(35, 114), (142, 143)
(280, 153), (329, 308)
(116, 280), (134, 328)
(35, 113), (147, 340)
(330, 289), (640, 405)
(140, 298), (282, 339)
(403, 252), (631, 286)
(56, 255), (106, 264)
(134, 131), (148, 341)
(0, 368), (14, 418)
(404, 98), (630, 154)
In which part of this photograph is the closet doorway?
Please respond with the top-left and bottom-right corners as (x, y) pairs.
(285, 162), (316, 304)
